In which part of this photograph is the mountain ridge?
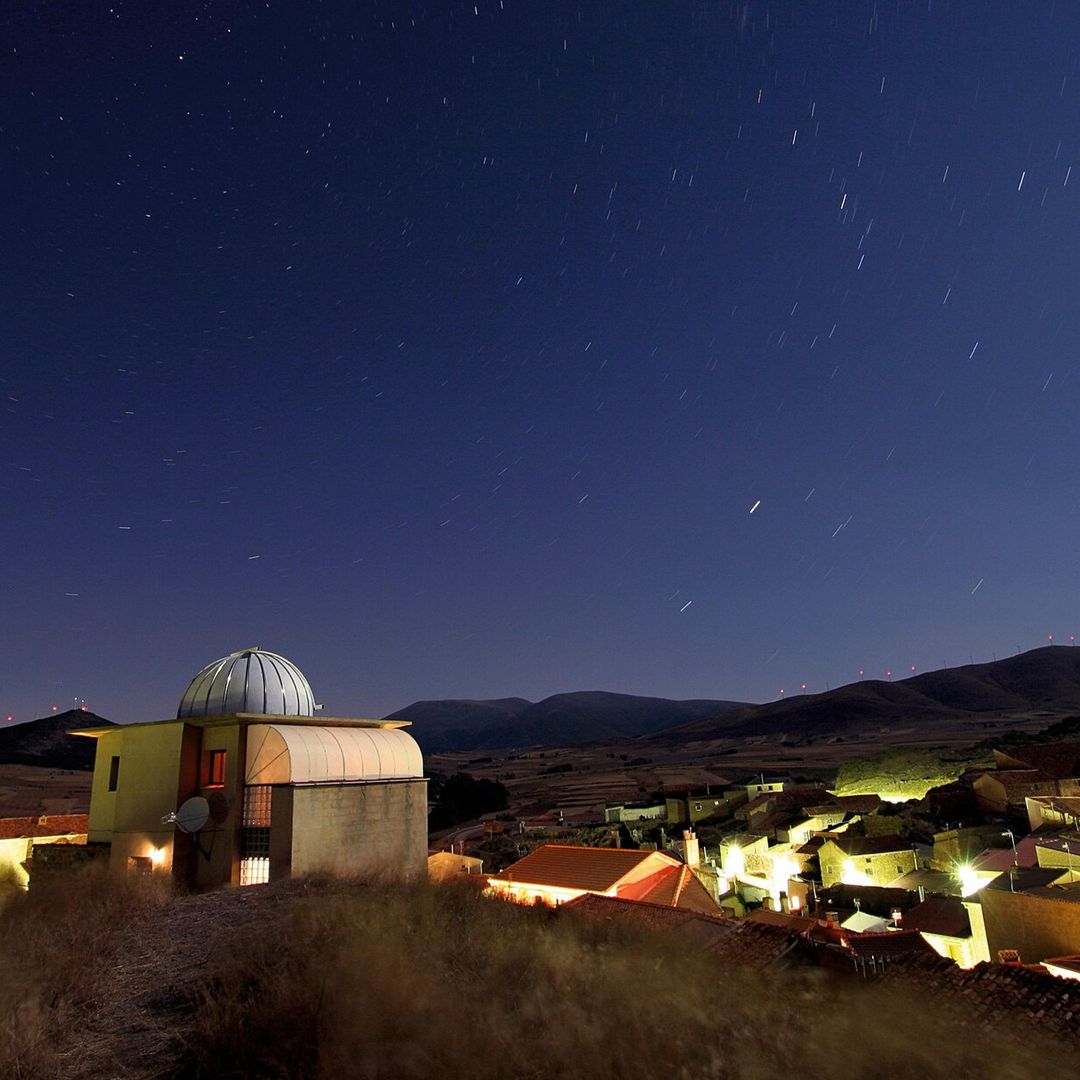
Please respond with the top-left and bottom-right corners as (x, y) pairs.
(647, 646), (1080, 745)
(385, 690), (749, 751)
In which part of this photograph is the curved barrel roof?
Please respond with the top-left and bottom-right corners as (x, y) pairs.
(244, 723), (423, 784)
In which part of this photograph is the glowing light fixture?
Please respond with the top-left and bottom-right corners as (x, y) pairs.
(149, 847), (166, 866)
(726, 844), (745, 877)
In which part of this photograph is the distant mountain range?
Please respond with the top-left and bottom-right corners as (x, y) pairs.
(6, 646), (1080, 767)
(0, 709), (112, 770)
(385, 691), (750, 752)
(647, 646), (1080, 745)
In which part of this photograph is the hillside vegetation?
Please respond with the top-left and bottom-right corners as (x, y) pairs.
(833, 745), (994, 800)
(0, 869), (1066, 1079)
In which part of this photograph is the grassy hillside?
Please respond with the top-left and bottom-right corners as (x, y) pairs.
(0, 870), (1066, 1079)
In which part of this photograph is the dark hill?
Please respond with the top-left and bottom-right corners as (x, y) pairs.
(0, 709), (113, 770)
(386, 692), (747, 752)
(650, 646), (1080, 744)
(384, 697), (532, 751)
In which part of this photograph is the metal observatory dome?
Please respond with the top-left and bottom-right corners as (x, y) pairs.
(177, 648), (317, 718)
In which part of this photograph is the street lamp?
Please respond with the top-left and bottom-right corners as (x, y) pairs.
(1002, 829), (1018, 866)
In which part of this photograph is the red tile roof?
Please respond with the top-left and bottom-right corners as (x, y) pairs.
(562, 894), (803, 966)
(492, 845), (674, 892)
(0, 814), (88, 841)
(745, 909), (817, 933)
(618, 864), (720, 914)
(879, 953), (1080, 1040)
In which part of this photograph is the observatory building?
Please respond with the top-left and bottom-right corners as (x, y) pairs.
(71, 649), (427, 888)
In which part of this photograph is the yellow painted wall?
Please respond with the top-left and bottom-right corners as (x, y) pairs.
(87, 731), (124, 841)
(0, 838), (31, 889)
(88, 723), (185, 876)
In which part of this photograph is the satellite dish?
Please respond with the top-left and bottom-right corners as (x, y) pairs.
(166, 796), (210, 834)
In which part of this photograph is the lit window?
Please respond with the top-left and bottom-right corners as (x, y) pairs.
(108, 756), (121, 792)
(240, 857), (270, 886)
(204, 749), (227, 788)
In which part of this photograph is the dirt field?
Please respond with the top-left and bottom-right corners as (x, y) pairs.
(0, 764), (92, 817)
(429, 711), (1053, 823)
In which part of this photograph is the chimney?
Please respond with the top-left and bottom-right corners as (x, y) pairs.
(682, 829), (700, 867)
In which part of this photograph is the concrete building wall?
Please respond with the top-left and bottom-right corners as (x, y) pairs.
(287, 780), (427, 882)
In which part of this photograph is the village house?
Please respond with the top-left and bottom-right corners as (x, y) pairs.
(665, 788), (746, 825)
(1027, 795), (1080, 833)
(817, 834), (918, 889)
(603, 802), (666, 825)
(0, 814), (88, 890)
(901, 895), (989, 969)
(741, 775), (794, 799)
(70, 648), (427, 889)
(974, 866), (1080, 964)
(487, 843), (720, 913)
(973, 741), (1080, 815)
(427, 850), (484, 882)
(1033, 833), (1080, 880)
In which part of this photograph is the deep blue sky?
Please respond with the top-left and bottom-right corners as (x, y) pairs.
(4, 2), (1080, 724)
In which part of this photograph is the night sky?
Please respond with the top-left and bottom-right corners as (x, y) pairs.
(5, 2), (1080, 725)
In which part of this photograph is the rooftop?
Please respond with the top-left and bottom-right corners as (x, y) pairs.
(902, 897), (971, 938)
(0, 814), (89, 841)
(823, 834), (914, 857)
(996, 741), (1080, 780)
(492, 845), (670, 892)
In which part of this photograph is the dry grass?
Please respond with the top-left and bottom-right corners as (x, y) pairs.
(0, 872), (1068, 1080)
(0, 863), (170, 1079)
(179, 883), (1064, 1080)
